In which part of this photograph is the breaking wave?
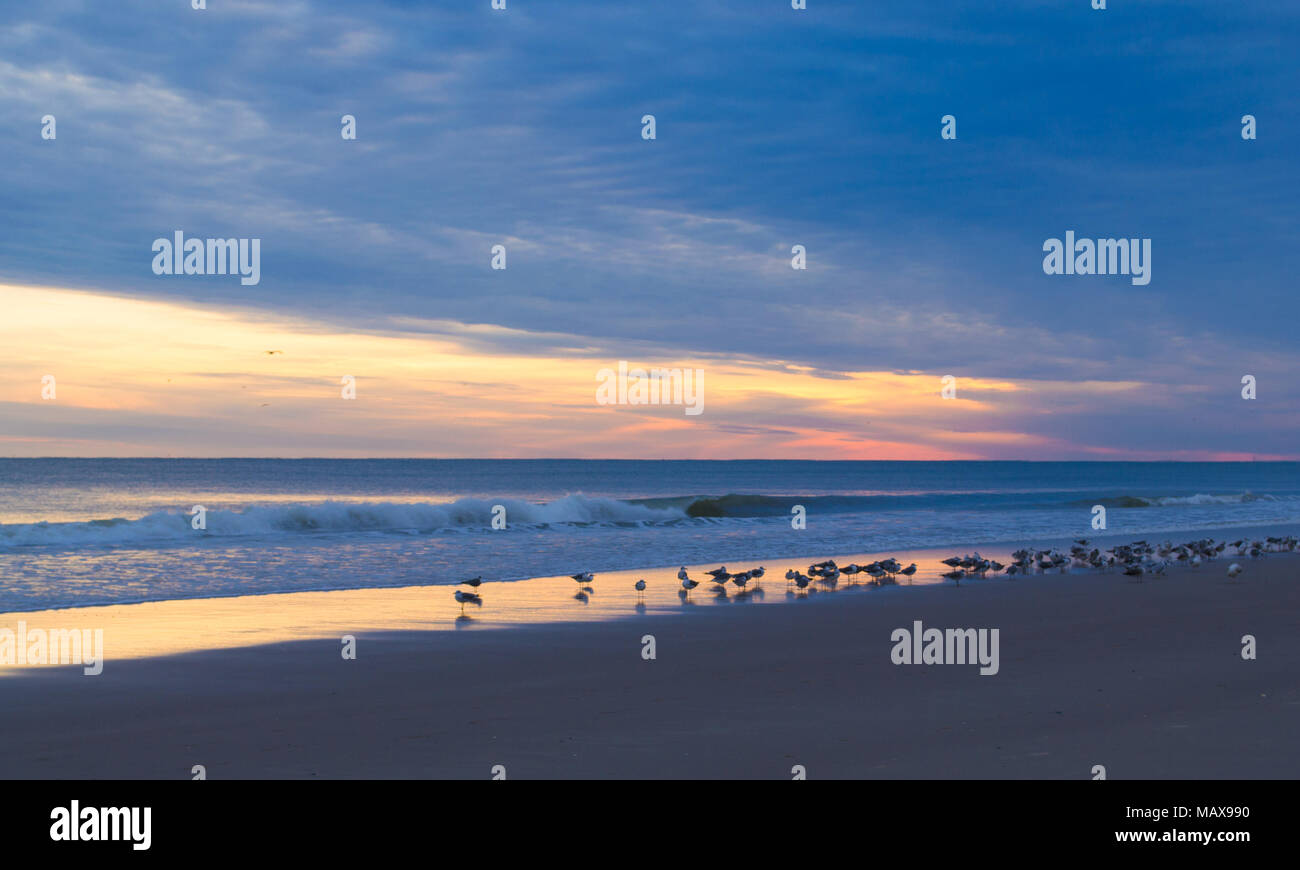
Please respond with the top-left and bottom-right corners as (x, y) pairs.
(2, 491), (1293, 552)
(1081, 492), (1280, 508)
(0, 496), (687, 551)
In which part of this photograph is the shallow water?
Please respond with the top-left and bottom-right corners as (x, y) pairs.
(1, 459), (1297, 611)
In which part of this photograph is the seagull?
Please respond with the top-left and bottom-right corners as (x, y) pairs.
(680, 576), (700, 596)
(705, 566), (729, 580)
(453, 589), (482, 614)
(635, 578), (647, 599)
(731, 572), (750, 592)
(459, 576), (483, 589)
(899, 563), (917, 578)
(1227, 563), (1243, 579)
(570, 572), (594, 585)
(677, 567), (689, 580)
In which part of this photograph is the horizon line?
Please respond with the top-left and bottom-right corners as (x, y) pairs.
(0, 457), (1287, 464)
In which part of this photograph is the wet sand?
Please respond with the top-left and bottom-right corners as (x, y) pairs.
(1, 553), (1297, 778)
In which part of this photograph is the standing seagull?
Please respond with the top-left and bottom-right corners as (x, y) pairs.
(680, 575), (700, 597)
(453, 589), (482, 615)
(570, 572), (595, 586)
(459, 576), (483, 589)
(634, 578), (647, 600)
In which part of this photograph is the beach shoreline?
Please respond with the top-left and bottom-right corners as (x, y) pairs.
(2, 550), (1296, 779)
(6, 459), (1298, 614)
(3, 516), (1298, 616)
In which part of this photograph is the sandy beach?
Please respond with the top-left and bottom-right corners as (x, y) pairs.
(2, 550), (1296, 779)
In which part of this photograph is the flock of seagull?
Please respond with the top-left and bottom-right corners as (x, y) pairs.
(450, 534), (1298, 613)
(782, 558), (917, 592)
(935, 535), (1298, 583)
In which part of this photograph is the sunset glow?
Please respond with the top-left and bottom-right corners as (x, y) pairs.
(8, 282), (1277, 460)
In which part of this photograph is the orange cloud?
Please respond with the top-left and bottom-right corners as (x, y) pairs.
(0, 282), (1167, 459)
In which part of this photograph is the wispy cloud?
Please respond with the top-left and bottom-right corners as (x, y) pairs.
(1, 1), (1295, 457)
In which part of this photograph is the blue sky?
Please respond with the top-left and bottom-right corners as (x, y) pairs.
(1, 0), (1297, 458)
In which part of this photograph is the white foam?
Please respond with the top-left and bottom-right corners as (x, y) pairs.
(0, 496), (687, 551)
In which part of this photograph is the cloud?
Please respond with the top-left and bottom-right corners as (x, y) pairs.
(0, 1), (1296, 457)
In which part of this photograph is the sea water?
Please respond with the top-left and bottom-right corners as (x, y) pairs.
(0, 459), (1297, 611)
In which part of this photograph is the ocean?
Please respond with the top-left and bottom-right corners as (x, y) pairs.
(1, 459), (1297, 612)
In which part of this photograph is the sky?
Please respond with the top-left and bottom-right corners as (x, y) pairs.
(1, 0), (1297, 459)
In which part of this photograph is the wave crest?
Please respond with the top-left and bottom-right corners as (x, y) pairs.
(0, 496), (687, 551)
(1080, 492), (1277, 508)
